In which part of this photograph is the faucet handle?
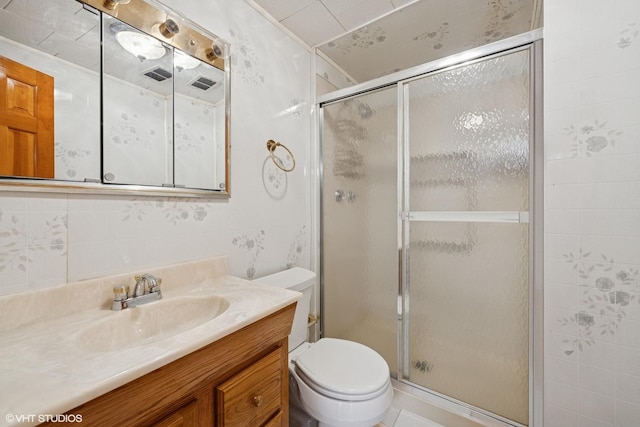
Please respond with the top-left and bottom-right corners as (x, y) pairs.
(112, 285), (129, 310)
(113, 285), (129, 301)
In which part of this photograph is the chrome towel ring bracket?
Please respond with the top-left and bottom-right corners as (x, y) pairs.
(266, 139), (296, 172)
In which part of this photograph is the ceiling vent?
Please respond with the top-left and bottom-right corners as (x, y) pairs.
(190, 76), (217, 90)
(143, 66), (173, 82)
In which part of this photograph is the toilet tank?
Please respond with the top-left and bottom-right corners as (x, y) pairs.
(254, 268), (315, 352)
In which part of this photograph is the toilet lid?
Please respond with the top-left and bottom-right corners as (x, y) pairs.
(293, 338), (390, 401)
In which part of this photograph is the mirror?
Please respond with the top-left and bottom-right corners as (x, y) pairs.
(0, 0), (230, 196)
(173, 50), (227, 190)
(102, 15), (174, 187)
(0, 0), (101, 182)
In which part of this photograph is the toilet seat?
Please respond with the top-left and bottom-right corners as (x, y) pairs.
(293, 338), (390, 401)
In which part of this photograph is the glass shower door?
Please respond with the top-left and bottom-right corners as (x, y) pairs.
(321, 87), (398, 371)
(402, 48), (532, 425)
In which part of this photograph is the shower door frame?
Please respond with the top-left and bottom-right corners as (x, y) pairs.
(317, 30), (543, 427)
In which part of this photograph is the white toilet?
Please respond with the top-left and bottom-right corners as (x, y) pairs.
(256, 268), (393, 427)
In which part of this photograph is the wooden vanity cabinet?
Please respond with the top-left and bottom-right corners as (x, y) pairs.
(40, 304), (295, 427)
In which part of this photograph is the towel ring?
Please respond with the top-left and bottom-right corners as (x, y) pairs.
(266, 139), (296, 172)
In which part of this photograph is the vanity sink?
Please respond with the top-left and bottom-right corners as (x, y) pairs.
(76, 295), (230, 352)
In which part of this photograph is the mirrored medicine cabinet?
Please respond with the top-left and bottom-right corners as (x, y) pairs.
(0, 0), (230, 197)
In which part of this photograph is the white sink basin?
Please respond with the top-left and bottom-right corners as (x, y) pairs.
(77, 295), (230, 352)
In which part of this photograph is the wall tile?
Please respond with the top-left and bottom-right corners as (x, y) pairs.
(546, 82), (579, 111)
(546, 209), (579, 235)
(616, 400), (640, 427)
(614, 153), (640, 181)
(578, 210), (616, 236)
(578, 75), (617, 106)
(545, 234), (579, 259)
(577, 103), (617, 132)
(577, 183), (618, 210)
(544, 404), (578, 427)
(615, 98), (640, 128)
(579, 364), (616, 397)
(616, 372), (640, 404)
(614, 237), (640, 264)
(0, 192), (27, 211)
(578, 340), (615, 370)
(616, 345), (640, 378)
(546, 308), (580, 336)
(546, 330), (579, 361)
(547, 184), (579, 209)
(545, 57), (579, 87)
(614, 182), (640, 209)
(544, 28), (579, 65)
(623, 292), (640, 322)
(546, 380), (579, 414)
(613, 68), (640, 101)
(578, 156), (616, 183)
(579, 48), (617, 80)
(577, 416), (614, 427)
(615, 126), (640, 155)
(575, 236), (616, 262)
(545, 4), (639, 418)
(546, 282), (579, 311)
(616, 318), (640, 349)
(547, 356), (578, 386)
(545, 258), (578, 285)
(578, 389), (615, 424)
(548, 158), (579, 184)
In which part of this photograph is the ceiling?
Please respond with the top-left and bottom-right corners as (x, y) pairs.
(249, 0), (417, 48)
(1, 0), (542, 91)
(250, 0), (542, 84)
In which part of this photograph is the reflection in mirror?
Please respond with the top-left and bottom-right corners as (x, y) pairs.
(0, 0), (100, 181)
(102, 15), (174, 186)
(174, 51), (226, 191)
(0, 0), (230, 197)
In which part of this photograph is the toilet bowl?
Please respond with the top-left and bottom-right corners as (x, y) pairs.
(255, 268), (393, 427)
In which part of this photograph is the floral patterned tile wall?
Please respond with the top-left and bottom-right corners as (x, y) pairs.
(0, 0), (311, 295)
(544, 0), (640, 425)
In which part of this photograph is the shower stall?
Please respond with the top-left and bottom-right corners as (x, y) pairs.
(319, 35), (543, 427)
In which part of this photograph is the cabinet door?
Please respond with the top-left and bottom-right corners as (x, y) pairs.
(153, 400), (198, 427)
(216, 349), (284, 426)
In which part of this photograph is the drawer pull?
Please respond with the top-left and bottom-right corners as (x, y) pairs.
(252, 395), (263, 407)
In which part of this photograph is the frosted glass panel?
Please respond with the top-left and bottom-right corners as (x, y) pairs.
(405, 49), (531, 425)
(408, 50), (530, 212)
(322, 88), (398, 370)
(407, 222), (529, 424)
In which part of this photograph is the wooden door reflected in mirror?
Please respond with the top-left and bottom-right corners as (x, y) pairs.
(0, 56), (54, 178)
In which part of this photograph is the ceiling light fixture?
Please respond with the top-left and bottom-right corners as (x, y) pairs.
(205, 38), (229, 62)
(103, 0), (130, 11)
(158, 18), (180, 39)
(174, 50), (200, 71)
(115, 31), (166, 62)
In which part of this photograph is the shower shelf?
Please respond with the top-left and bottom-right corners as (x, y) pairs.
(403, 211), (529, 223)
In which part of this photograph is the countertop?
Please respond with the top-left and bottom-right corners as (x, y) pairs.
(0, 257), (301, 427)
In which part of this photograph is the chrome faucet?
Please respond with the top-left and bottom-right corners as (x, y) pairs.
(112, 273), (163, 310)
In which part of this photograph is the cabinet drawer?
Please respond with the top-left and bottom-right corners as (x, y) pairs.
(153, 400), (198, 427)
(216, 348), (284, 426)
